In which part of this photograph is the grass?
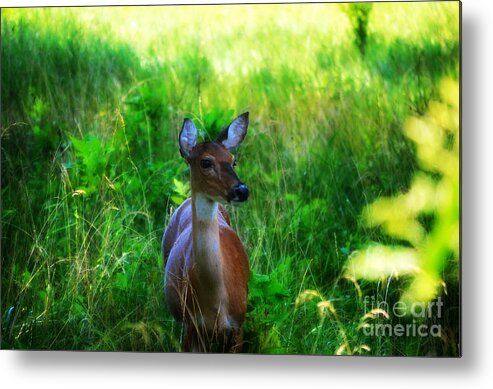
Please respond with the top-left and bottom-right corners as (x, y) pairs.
(1, 2), (460, 355)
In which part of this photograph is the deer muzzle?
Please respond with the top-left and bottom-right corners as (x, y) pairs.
(229, 183), (249, 203)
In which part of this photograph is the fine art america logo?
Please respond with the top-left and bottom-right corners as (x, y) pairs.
(363, 296), (443, 337)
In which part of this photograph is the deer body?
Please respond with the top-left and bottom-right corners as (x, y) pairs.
(163, 113), (250, 352)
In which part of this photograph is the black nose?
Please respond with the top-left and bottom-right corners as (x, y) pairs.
(233, 184), (249, 202)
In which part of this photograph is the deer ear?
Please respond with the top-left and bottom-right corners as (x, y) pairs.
(179, 118), (197, 158)
(216, 112), (249, 150)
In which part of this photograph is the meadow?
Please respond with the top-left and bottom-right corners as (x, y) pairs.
(1, 2), (460, 355)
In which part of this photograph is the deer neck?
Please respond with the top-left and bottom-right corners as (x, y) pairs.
(191, 193), (225, 289)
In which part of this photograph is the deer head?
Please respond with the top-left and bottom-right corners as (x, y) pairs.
(179, 112), (250, 204)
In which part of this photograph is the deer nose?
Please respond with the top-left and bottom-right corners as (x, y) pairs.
(233, 184), (249, 202)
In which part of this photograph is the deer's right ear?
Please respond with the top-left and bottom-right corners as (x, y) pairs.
(179, 118), (197, 159)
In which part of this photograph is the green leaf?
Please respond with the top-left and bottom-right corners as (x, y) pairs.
(171, 195), (184, 205)
(173, 178), (190, 197)
(345, 245), (420, 281)
(71, 296), (86, 317)
(114, 272), (128, 290)
(22, 271), (32, 286)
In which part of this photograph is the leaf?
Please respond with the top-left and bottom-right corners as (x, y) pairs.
(70, 135), (104, 175)
(71, 300), (86, 317)
(173, 178), (186, 195)
(345, 246), (420, 281)
(266, 278), (289, 298)
(400, 271), (443, 306)
(171, 195), (184, 205)
(22, 271), (32, 287)
(38, 290), (47, 302)
(114, 272), (128, 290)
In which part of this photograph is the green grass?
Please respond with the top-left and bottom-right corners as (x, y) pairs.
(1, 3), (460, 355)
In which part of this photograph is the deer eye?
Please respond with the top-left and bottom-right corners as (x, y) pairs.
(200, 159), (213, 169)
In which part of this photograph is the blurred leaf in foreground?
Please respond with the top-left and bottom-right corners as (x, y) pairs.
(345, 78), (459, 310)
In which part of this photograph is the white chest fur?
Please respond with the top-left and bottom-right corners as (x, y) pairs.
(191, 193), (230, 331)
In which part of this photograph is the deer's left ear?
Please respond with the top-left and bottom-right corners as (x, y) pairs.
(216, 112), (249, 150)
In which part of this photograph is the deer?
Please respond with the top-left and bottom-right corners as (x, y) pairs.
(162, 112), (251, 352)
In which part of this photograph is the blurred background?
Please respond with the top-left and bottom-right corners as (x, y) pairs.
(1, 2), (459, 355)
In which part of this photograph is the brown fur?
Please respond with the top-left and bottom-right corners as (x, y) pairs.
(163, 140), (249, 353)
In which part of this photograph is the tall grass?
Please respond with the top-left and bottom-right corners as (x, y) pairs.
(1, 3), (460, 355)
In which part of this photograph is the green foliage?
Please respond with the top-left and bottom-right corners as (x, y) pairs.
(245, 259), (291, 354)
(345, 79), (459, 307)
(1, 3), (459, 355)
(70, 135), (109, 193)
(171, 178), (190, 205)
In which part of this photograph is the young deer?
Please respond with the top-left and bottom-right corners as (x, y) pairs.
(162, 112), (250, 352)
